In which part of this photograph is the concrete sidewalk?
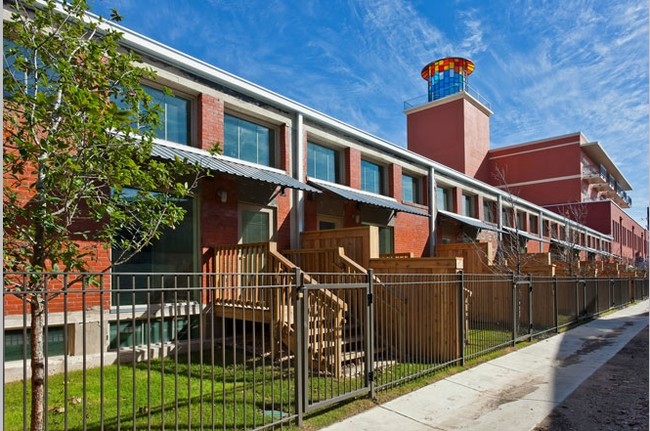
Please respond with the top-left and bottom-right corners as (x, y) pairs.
(321, 300), (649, 431)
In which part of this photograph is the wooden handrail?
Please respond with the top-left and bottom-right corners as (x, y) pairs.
(269, 243), (348, 312)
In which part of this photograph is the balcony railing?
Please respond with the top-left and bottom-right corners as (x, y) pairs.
(403, 82), (491, 111)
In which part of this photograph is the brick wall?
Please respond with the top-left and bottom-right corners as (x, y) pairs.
(346, 148), (361, 189)
(394, 212), (431, 257)
(198, 93), (224, 151)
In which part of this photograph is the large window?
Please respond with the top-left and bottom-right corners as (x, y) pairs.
(437, 187), (451, 211)
(144, 85), (190, 145)
(402, 174), (420, 204)
(361, 160), (384, 194)
(308, 142), (340, 182)
(225, 114), (275, 167)
(112, 192), (196, 306)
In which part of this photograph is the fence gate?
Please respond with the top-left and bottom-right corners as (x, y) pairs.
(296, 272), (374, 418)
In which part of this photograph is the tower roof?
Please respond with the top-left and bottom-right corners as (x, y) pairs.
(421, 57), (475, 80)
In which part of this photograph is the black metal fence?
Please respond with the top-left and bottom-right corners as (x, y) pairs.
(3, 271), (648, 430)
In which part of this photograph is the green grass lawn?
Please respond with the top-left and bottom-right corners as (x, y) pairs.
(5, 351), (298, 431)
(1, 325), (562, 430)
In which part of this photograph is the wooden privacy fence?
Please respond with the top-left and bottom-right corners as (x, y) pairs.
(301, 226), (379, 268)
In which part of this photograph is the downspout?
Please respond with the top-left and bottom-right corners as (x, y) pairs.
(291, 113), (305, 249)
(538, 209), (544, 252)
(429, 166), (436, 256)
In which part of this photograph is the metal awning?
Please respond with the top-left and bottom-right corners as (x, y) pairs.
(153, 143), (320, 193)
(503, 226), (548, 242)
(309, 179), (430, 217)
(550, 238), (602, 254)
(438, 210), (501, 232)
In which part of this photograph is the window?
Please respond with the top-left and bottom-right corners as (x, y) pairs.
(225, 114), (275, 167)
(361, 160), (384, 194)
(111, 84), (190, 145)
(437, 187), (451, 211)
(462, 194), (475, 217)
(239, 207), (274, 244)
(317, 215), (343, 230)
(3, 39), (58, 100)
(379, 226), (394, 255)
(112, 192), (197, 306)
(543, 220), (550, 237)
(402, 174), (420, 204)
(516, 211), (527, 230)
(530, 214), (539, 234)
(308, 142), (340, 182)
(502, 207), (513, 227)
(144, 85), (190, 145)
(483, 200), (496, 223)
(5, 327), (65, 361)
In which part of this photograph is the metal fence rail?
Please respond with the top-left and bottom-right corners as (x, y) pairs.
(3, 271), (648, 430)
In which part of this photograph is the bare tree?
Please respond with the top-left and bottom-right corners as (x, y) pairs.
(548, 203), (590, 276)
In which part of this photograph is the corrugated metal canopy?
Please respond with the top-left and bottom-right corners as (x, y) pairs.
(551, 238), (604, 254)
(309, 179), (429, 217)
(152, 143), (320, 193)
(503, 226), (548, 242)
(438, 210), (501, 232)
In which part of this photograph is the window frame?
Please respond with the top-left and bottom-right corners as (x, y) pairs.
(402, 173), (421, 204)
(224, 113), (277, 167)
(360, 159), (385, 195)
(317, 214), (344, 230)
(110, 189), (199, 308)
(461, 193), (475, 217)
(142, 84), (193, 146)
(307, 141), (341, 183)
(437, 186), (452, 211)
(238, 204), (276, 244)
(482, 199), (496, 224)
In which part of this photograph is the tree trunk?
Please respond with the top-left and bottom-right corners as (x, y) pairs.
(30, 296), (45, 431)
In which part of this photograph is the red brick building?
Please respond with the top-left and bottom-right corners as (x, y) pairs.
(4, 10), (647, 362)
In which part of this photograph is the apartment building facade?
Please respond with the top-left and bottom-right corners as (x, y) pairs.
(5, 5), (650, 372)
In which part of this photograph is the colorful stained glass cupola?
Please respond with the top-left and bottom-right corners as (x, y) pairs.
(421, 57), (475, 102)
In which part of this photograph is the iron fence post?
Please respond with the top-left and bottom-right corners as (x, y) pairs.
(458, 271), (465, 366)
(553, 276), (559, 333)
(575, 276), (580, 321)
(528, 274), (533, 340)
(294, 267), (305, 426)
(512, 273), (519, 346)
(595, 277), (600, 315)
(583, 279), (588, 318)
(367, 269), (375, 399)
(609, 278), (614, 309)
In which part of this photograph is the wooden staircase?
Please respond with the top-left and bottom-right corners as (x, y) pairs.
(283, 247), (404, 374)
(209, 242), (349, 376)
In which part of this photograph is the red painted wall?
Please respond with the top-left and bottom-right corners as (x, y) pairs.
(407, 98), (465, 172)
(407, 96), (490, 181)
(489, 134), (583, 205)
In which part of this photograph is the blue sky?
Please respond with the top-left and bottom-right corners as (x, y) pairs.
(91, 0), (649, 225)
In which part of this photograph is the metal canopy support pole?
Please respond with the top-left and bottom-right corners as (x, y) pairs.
(428, 166), (436, 256)
(291, 112), (305, 249)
